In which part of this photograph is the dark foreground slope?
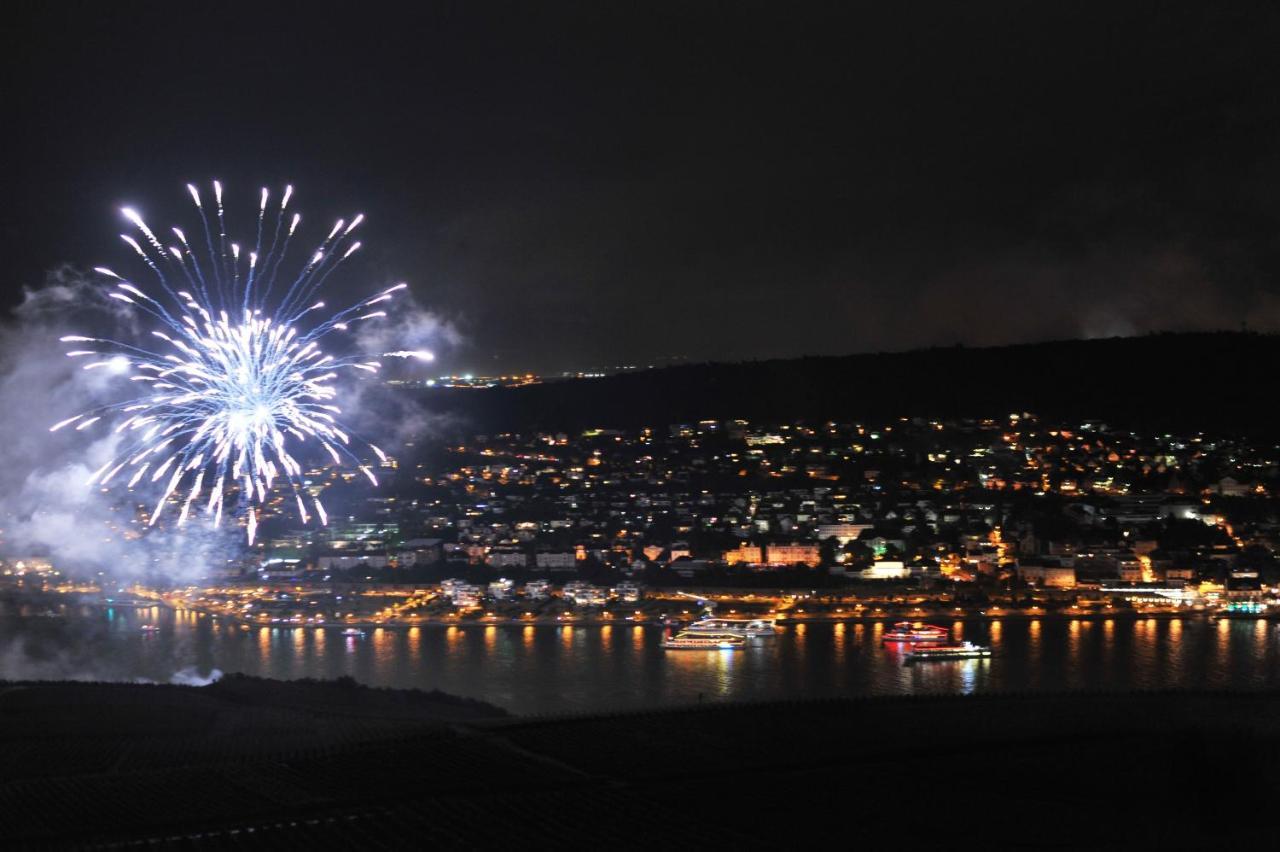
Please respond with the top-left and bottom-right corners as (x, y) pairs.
(425, 332), (1280, 436)
(2, 678), (1278, 849)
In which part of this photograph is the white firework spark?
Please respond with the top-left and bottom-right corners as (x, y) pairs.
(56, 183), (408, 544)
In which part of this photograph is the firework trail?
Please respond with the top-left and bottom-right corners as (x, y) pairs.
(53, 183), (429, 544)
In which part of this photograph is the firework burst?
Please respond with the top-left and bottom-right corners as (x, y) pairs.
(53, 183), (421, 544)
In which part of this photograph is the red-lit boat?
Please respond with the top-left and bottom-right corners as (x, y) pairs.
(881, 621), (949, 644)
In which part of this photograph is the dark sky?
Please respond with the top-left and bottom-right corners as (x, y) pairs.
(6, 2), (1280, 373)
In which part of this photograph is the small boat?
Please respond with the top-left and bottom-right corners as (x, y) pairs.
(341, 628), (367, 638)
(905, 641), (992, 662)
(139, 624), (160, 633)
(684, 618), (779, 638)
(881, 621), (950, 643)
(662, 630), (745, 650)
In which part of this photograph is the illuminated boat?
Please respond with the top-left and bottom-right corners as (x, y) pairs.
(881, 621), (950, 643)
(341, 628), (367, 638)
(662, 630), (746, 650)
(904, 641), (992, 662)
(684, 618), (779, 638)
(139, 624), (160, 633)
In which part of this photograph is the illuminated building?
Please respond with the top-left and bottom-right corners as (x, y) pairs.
(723, 545), (763, 565)
(764, 544), (821, 567)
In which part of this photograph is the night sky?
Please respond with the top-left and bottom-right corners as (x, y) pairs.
(6, 2), (1280, 373)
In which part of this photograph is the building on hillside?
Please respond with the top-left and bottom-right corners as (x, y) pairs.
(766, 543), (821, 567)
(723, 545), (763, 566)
(859, 561), (910, 580)
(816, 523), (873, 544)
(396, 539), (442, 567)
(1017, 560), (1077, 589)
(317, 552), (389, 571)
(487, 549), (529, 569)
(534, 551), (577, 571)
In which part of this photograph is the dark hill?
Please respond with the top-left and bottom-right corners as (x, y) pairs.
(421, 332), (1280, 436)
(3, 680), (1280, 847)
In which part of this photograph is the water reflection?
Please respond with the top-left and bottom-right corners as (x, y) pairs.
(13, 604), (1280, 715)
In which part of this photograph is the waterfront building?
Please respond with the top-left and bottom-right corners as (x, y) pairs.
(1017, 560), (1077, 589)
(612, 582), (642, 602)
(524, 580), (552, 599)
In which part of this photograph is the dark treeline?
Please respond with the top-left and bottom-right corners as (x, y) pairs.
(418, 332), (1280, 437)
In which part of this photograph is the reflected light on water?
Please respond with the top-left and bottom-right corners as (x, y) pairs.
(406, 627), (420, 666)
(373, 628), (391, 663)
(24, 604), (1280, 716)
(960, 659), (979, 694)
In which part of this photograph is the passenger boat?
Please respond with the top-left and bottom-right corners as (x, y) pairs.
(904, 641), (992, 662)
(139, 624), (160, 633)
(662, 630), (746, 650)
(881, 621), (950, 643)
(341, 628), (367, 638)
(683, 618), (779, 638)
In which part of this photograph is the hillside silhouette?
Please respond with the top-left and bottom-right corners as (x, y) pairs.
(3, 680), (1279, 846)
(422, 332), (1280, 436)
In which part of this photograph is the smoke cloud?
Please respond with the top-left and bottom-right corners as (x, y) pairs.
(0, 266), (459, 585)
(0, 267), (240, 584)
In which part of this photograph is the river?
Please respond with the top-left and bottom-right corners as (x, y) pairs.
(4, 603), (1280, 714)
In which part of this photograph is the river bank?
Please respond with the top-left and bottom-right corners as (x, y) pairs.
(178, 606), (1256, 631)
